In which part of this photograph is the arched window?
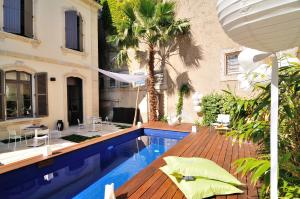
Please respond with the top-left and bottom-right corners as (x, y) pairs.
(5, 71), (32, 118)
(65, 10), (83, 51)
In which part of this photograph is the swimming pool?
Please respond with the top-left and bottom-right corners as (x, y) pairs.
(0, 128), (188, 199)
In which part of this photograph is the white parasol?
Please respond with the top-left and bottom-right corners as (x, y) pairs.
(217, 1), (300, 198)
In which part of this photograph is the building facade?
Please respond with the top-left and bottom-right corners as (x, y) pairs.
(100, 0), (246, 123)
(100, 0), (299, 124)
(0, 0), (100, 139)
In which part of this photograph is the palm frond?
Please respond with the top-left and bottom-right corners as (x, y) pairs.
(123, 2), (136, 22)
(155, 2), (175, 26)
(137, 0), (157, 19)
(113, 48), (129, 66)
(234, 157), (270, 185)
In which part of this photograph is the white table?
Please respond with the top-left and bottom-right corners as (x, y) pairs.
(26, 126), (46, 147)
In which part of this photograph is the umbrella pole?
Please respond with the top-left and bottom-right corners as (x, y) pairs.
(133, 86), (140, 126)
(270, 55), (278, 199)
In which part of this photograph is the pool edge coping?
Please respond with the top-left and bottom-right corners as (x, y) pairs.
(0, 123), (191, 175)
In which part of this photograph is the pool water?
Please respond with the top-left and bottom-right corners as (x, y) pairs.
(0, 129), (187, 199)
(72, 136), (179, 199)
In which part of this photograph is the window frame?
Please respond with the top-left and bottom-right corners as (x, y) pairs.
(5, 71), (33, 119)
(3, 0), (34, 38)
(225, 51), (241, 76)
(65, 10), (84, 52)
(220, 47), (244, 82)
(120, 81), (130, 88)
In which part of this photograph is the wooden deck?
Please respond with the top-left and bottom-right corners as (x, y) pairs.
(116, 122), (259, 199)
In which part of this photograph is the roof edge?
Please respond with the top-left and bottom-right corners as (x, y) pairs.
(80, 0), (102, 9)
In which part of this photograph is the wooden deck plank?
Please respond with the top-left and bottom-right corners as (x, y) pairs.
(119, 127), (205, 198)
(150, 129), (216, 198)
(237, 143), (247, 199)
(207, 133), (224, 160)
(216, 137), (234, 199)
(148, 177), (173, 199)
(244, 142), (258, 198)
(172, 189), (185, 199)
(227, 142), (240, 199)
(211, 134), (226, 163)
(138, 128), (211, 198)
(248, 144), (259, 198)
(143, 130), (223, 199)
(116, 130), (195, 198)
(115, 122), (259, 199)
(161, 180), (179, 199)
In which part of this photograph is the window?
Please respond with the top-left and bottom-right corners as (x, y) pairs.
(225, 51), (241, 75)
(120, 82), (129, 88)
(65, 10), (83, 51)
(0, 70), (48, 121)
(109, 78), (116, 88)
(3, 0), (33, 38)
(5, 71), (32, 118)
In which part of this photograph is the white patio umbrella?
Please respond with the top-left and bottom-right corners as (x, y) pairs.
(217, 0), (300, 198)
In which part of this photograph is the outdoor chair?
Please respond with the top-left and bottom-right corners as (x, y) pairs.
(50, 123), (62, 139)
(8, 128), (22, 149)
(210, 114), (231, 133)
(167, 115), (180, 126)
(104, 116), (111, 125)
(77, 119), (85, 129)
(20, 124), (33, 145)
(93, 117), (103, 131)
(35, 129), (50, 145)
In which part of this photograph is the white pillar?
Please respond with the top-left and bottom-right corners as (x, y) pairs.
(270, 55), (278, 199)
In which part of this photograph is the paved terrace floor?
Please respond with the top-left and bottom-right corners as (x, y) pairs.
(0, 123), (127, 165)
(116, 122), (259, 199)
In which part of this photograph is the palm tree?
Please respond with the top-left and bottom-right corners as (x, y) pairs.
(109, 0), (190, 121)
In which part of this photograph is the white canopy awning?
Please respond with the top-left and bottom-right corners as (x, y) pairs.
(98, 68), (146, 84)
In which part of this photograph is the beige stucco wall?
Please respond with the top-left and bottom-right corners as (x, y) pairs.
(101, 0), (300, 124)
(0, 0), (100, 139)
(101, 0), (245, 123)
(164, 0), (243, 122)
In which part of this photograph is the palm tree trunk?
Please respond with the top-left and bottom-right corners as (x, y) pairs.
(148, 45), (158, 121)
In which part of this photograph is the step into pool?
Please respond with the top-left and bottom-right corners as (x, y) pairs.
(0, 128), (188, 199)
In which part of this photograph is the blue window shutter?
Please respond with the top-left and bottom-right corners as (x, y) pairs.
(35, 72), (48, 117)
(24, 0), (33, 38)
(3, 0), (21, 34)
(65, 10), (78, 50)
(78, 15), (83, 51)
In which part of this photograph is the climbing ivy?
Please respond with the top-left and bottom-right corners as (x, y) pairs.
(176, 84), (190, 117)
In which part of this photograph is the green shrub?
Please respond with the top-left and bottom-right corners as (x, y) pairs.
(200, 93), (224, 126)
(200, 91), (253, 127)
(159, 115), (168, 122)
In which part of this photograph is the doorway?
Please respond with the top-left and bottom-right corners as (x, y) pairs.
(67, 77), (83, 126)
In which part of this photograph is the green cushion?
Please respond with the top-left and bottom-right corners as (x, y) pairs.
(163, 156), (243, 186)
(160, 165), (243, 199)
